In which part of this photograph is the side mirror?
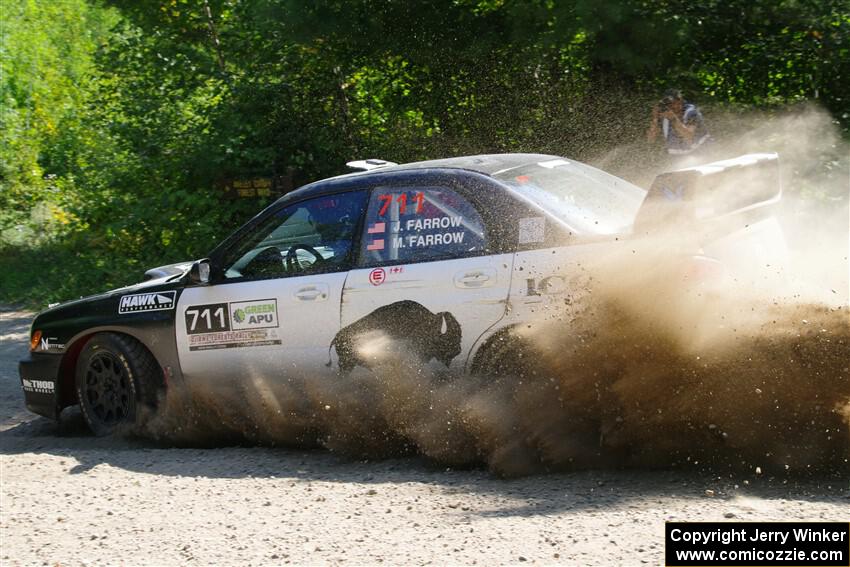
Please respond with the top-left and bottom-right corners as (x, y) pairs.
(188, 259), (211, 285)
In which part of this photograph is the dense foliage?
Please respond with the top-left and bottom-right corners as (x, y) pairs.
(1, 0), (848, 305)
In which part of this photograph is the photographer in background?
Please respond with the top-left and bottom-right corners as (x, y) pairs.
(646, 89), (711, 159)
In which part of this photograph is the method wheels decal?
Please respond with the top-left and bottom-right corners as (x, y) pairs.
(331, 300), (462, 374)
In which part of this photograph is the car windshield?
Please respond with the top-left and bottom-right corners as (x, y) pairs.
(493, 158), (646, 234)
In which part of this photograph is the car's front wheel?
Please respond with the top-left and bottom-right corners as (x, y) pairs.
(75, 333), (156, 436)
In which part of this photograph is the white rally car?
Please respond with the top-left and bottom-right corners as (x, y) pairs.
(20, 153), (783, 435)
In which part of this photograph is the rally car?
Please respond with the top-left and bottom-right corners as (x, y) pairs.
(19, 153), (783, 435)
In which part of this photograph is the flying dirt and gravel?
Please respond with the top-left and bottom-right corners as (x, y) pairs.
(140, 237), (849, 478)
(1, 107), (848, 565)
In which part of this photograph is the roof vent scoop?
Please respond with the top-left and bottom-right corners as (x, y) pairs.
(346, 158), (398, 171)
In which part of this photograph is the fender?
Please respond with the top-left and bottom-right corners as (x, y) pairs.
(23, 283), (187, 417)
(56, 323), (180, 410)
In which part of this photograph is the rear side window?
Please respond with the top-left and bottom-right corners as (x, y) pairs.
(493, 158), (646, 235)
(359, 186), (487, 266)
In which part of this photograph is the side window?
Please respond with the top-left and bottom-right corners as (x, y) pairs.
(222, 191), (367, 280)
(359, 186), (487, 266)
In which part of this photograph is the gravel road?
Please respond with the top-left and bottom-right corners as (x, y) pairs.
(1, 305), (847, 566)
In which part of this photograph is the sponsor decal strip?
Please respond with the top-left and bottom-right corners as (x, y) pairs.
(190, 339), (282, 352)
(185, 298), (280, 351)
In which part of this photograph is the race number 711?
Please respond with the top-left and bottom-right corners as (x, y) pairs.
(185, 303), (231, 334)
(377, 192), (425, 216)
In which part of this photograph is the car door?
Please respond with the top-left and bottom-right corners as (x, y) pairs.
(176, 190), (368, 383)
(336, 183), (513, 374)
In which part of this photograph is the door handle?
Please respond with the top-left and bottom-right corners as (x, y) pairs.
(454, 269), (496, 288)
(294, 285), (328, 301)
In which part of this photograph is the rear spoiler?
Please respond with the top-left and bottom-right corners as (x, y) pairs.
(633, 153), (781, 234)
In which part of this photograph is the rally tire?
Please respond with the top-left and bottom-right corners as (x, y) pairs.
(75, 333), (158, 437)
(471, 327), (535, 379)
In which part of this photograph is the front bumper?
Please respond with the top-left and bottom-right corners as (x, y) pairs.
(19, 352), (63, 420)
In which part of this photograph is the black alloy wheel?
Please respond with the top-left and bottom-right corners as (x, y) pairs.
(83, 350), (133, 428)
(75, 333), (158, 436)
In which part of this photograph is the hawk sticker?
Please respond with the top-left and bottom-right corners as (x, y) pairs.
(119, 291), (176, 314)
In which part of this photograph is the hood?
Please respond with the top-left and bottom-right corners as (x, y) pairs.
(41, 261), (192, 314)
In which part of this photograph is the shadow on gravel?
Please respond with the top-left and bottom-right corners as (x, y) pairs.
(1, 413), (848, 519)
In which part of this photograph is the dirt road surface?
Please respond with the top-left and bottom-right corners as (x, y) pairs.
(1, 305), (847, 566)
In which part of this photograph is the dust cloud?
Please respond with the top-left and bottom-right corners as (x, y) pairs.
(141, 105), (849, 477)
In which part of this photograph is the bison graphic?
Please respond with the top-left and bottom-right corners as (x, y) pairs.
(330, 300), (462, 374)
